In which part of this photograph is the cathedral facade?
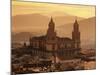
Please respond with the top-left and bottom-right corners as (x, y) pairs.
(29, 18), (81, 62)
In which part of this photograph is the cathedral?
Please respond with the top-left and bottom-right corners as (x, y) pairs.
(29, 17), (81, 62)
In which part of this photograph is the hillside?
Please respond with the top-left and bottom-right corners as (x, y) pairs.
(12, 32), (33, 43)
(12, 13), (83, 33)
(57, 17), (96, 49)
(12, 13), (96, 49)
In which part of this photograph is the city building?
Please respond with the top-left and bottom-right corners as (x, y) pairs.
(29, 17), (81, 63)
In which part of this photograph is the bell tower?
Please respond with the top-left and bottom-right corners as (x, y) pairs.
(46, 17), (56, 40)
(46, 17), (57, 64)
(72, 19), (80, 49)
(46, 17), (57, 51)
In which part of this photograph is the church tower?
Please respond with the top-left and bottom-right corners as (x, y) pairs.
(72, 19), (80, 49)
(46, 17), (57, 64)
(46, 17), (56, 40)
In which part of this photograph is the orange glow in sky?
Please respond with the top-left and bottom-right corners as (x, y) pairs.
(12, 1), (95, 18)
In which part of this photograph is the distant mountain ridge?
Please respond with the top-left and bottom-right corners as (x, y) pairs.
(56, 17), (96, 49)
(12, 13), (83, 33)
(12, 13), (96, 49)
(12, 13), (49, 33)
(12, 32), (33, 43)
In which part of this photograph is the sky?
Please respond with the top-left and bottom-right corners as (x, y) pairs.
(12, 1), (95, 18)
(12, 0), (96, 49)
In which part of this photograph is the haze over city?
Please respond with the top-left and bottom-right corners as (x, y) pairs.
(12, 1), (96, 49)
(12, 1), (96, 74)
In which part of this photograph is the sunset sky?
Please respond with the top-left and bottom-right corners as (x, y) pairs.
(12, 1), (95, 18)
(12, 1), (96, 49)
